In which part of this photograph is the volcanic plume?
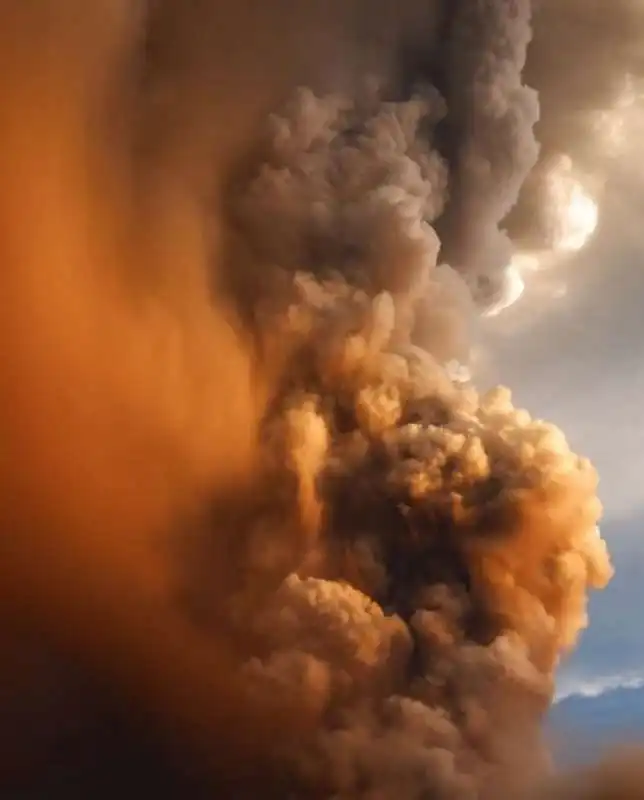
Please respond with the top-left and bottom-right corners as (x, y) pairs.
(0, 0), (641, 797)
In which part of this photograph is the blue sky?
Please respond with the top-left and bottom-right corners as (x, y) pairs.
(476, 167), (644, 754)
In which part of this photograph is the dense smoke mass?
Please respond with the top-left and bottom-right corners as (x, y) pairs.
(0, 0), (643, 797)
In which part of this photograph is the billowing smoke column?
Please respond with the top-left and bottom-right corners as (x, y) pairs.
(0, 0), (643, 797)
(213, 7), (610, 794)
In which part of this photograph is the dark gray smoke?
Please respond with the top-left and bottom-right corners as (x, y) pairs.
(438, 0), (539, 301)
(0, 0), (641, 797)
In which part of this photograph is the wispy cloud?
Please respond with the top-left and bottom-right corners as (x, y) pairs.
(555, 672), (644, 703)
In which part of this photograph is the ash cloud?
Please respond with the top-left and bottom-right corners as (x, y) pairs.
(437, 0), (539, 303)
(0, 0), (640, 797)
(507, 0), (644, 251)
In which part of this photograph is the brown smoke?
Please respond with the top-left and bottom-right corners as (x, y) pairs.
(0, 0), (639, 797)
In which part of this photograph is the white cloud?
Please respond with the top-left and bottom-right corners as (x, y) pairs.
(555, 672), (644, 703)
